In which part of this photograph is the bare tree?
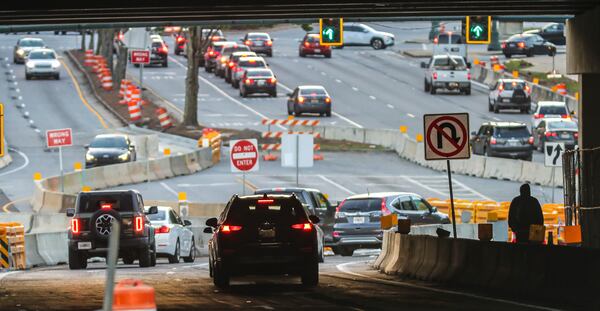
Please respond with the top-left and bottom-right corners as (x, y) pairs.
(113, 40), (128, 88)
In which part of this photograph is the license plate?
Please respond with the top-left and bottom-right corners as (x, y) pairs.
(314, 49), (321, 53)
(311, 99), (319, 104)
(255, 41), (264, 46)
(353, 217), (365, 224)
(449, 82), (458, 88)
(509, 43), (516, 47)
(259, 228), (276, 238)
(78, 242), (92, 250)
(257, 80), (265, 86)
(561, 134), (570, 139)
(503, 98), (511, 103)
(508, 140), (519, 146)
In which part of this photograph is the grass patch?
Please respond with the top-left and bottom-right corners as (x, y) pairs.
(519, 71), (579, 94)
(503, 59), (533, 72)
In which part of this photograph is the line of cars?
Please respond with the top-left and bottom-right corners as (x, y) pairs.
(13, 37), (62, 80)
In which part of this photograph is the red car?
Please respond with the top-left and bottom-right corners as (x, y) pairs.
(174, 34), (187, 55)
(299, 33), (331, 58)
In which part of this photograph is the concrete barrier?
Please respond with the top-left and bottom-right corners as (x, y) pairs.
(61, 171), (83, 194)
(149, 156), (175, 180)
(383, 233), (401, 274)
(365, 129), (398, 148)
(170, 154), (192, 176)
(127, 161), (149, 183)
(483, 157), (524, 180)
(35, 231), (68, 265)
(84, 166), (108, 189)
(373, 230), (391, 269)
(377, 230), (396, 271)
(401, 139), (418, 162)
(415, 236), (439, 280)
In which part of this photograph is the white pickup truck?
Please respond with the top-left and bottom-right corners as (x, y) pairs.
(421, 55), (471, 95)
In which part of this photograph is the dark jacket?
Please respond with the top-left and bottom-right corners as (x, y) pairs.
(508, 184), (544, 234)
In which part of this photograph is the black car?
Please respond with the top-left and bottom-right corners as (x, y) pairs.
(239, 68), (277, 97)
(287, 85), (332, 117)
(533, 118), (578, 151)
(67, 190), (158, 269)
(205, 194), (320, 288)
(332, 192), (448, 257)
(85, 134), (136, 168)
(471, 122), (534, 161)
(241, 32), (273, 57)
(501, 34), (557, 58)
(524, 23), (565, 45)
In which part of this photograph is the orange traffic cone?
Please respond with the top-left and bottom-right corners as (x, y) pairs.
(112, 279), (156, 311)
(156, 108), (172, 130)
(84, 50), (94, 67)
(128, 100), (142, 122)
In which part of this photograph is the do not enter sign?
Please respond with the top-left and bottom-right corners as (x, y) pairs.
(423, 113), (470, 160)
(230, 139), (259, 172)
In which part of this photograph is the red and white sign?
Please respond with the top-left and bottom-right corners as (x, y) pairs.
(46, 128), (73, 148)
(130, 50), (150, 64)
(423, 113), (470, 160)
(230, 139), (259, 173)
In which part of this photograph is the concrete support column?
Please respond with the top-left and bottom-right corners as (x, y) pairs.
(578, 74), (600, 151)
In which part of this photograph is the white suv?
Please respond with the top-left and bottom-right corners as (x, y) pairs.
(531, 101), (571, 130)
(341, 23), (395, 50)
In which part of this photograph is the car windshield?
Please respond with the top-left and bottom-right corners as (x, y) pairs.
(494, 127), (530, 138)
(248, 34), (269, 40)
(239, 60), (265, 68)
(502, 81), (527, 90)
(548, 121), (578, 130)
(226, 199), (308, 225)
(438, 34), (464, 44)
(540, 106), (567, 115)
(77, 193), (133, 213)
(147, 210), (166, 221)
(300, 88), (327, 96)
(20, 39), (44, 47)
(432, 57), (466, 70)
(28, 51), (55, 60)
(211, 45), (226, 53)
(246, 70), (273, 78)
(508, 35), (526, 42)
(340, 198), (383, 212)
(90, 137), (128, 148)
(306, 36), (319, 43)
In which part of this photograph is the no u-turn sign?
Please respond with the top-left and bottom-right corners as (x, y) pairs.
(424, 113), (470, 160)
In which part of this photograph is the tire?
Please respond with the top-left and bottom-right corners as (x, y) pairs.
(371, 38), (384, 50)
(326, 109), (332, 117)
(301, 260), (319, 287)
(299, 51), (306, 58)
(233, 80), (239, 89)
(464, 87), (471, 95)
(526, 49), (534, 57)
(139, 246), (152, 268)
(68, 249), (87, 270)
(294, 105), (301, 117)
(25, 74), (31, 80)
(183, 239), (196, 263)
(122, 256), (135, 265)
(213, 263), (230, 288)
(240, 89), (247, 98)
(162, 60), (168, 68)
(493, 103), (500, 113)
(325, 53), (332, 58)
(175, 50), (180, 56)
(430, 86), (436, 95)
(524, 154), (533, 161)
(488, 99), (493, 112)
(424, 79), (430, 92)
(548, 50), (556, 57)
(287, 107), (293, 116)
(168, 240), (181, 264)
(339, 247), (354, 257)
(204, 65), (211, 72)
(150, 243), (157, 267)
(270, 90), (277, 98)
(319, 244), (325, 263)
(134, 64), (140, 68)
(267, 52), (273, 57)
(55, 74), (60, 80)
(484, 148), (491, 157)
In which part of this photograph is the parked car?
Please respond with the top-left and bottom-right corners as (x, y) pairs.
(422, 54), (471, 95)
(24, 48), (61, 80)
(67, 190), (157, 269)
(255, 187), (335, 249)
(523, 22), (565, 45)
(239, 68), (277, 98)
(225, 51), (257, 83)
(13, 37), (45, 64)
(241, 32), (273, 57)
(501, 33), (557, 58)
(432, 32), (466, 61)
(230, 56), (268, 88)
(488, 79), (532, 113)
(146, 206), (195, 263)
(531, 101), (571, 130)
(286, 85), (332, 117)
(471, 122), (534, 161)
(85, 134), (136, 168)
(214, 44), (251, 78)
(205, 194), (321, 288)
(299, 33), (331, 58)
(342, 23), (395, 49)
(532, 118), (578, 151)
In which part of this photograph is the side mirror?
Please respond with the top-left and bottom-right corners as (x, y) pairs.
(146, 206), (158, 215)
(270, 38), (274, 41)
(239, 38), (244, 42)
(205, 217), (218, 228)
(203, 227), (213, 234)
(66, 208), (75, 217)
(84, 144), (89, 149)
(309, 215), (320, 224)
(183, 220), (192, 226)
(420, 62), (427, 68)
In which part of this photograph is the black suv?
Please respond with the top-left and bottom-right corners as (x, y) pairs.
(205, 194), (320, 288)
(67, 190), (158, 269)
(470, 122), (534, 161)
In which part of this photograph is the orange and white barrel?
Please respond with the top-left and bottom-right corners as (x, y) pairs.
(119, 79), (130, 98)
(84, 50), (94, 67)
(120, 84), (135, 105)
(130, 87), (141, 104)
(556, 83), (567, 96)
(156, 108), (172, 129)
(101, 74), (113, 91)
(128, 101), (142, 122)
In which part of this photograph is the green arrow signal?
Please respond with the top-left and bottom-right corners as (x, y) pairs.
(323, 27), (335, 41)
(471, 25), (484, 38)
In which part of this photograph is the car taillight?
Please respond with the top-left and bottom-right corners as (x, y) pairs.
(245, 40), (252, 46)
(501, 42), (506, 49)
(257, 199), (273, 204)
(528, 136), (535, 144)
(208, 50), (214, 56)
(574, 132), (579, 139)
(517, 42), (525, 48)
(432, 72), (438, 80)
(291, 223), (312, 231)
(101, 203), (112, 210)
(156, 225), (170, 234)
(71, 218), (80, 234)
(534, 114), (544, 119)
(546, 132), (558, 137)
(228, 62), (235, 67)
(245, 78), (253, 84)
(160, 44), (168, 53)
(298, 96), (305, 104)
(467, 72), (471, 80)
(525, 85), (531, 93)
(332, 231), (341, 238)
(269, 77), (277, 84)
(221, 225), (242, 233)
(433, 37), (438, 44)
(381, 197), (391, 216)
(304, 42), (310, 47)
(325, 97), (331, 104)
(220, 56), (227, 63)
(498, 84), (504, 92)
(176, 37), (185, 44)
(235, 67), (243, 72)
(266, 40), (273, 46)
(490, 137), (497, 145)
(134, 216), (144, 233)
(561, 114), (569, 119)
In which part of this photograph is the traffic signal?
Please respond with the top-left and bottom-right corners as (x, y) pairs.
(466, 16), (491, 44)
(319, 18), (343, 46)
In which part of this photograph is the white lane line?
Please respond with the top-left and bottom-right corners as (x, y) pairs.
(336, 262), (561, 311)
(352, 87), (359, 92)
(407, 113), (415, 118)
(160, 182), (179, 198)
(0, 148), (30, 178)
(335, 79), (342, 83)
(276, 82), (364, 129)
(471, 80), (490, 90)
(369, 95), (376, 100)
(401, 176), (447, 197)
(386, 104), (394, 109)
(0, 271), (20, 281)
(421, 43), (427, 50)
(493, 117), (501, 121)
(451, 178), (494, 201)
(320, 71), (327, 76)
(177, 182), (238, 187)
(169, 56), (285, 130)
(318, 175), (356, 195)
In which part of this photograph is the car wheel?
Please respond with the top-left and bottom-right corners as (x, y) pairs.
(319, 243), (325, 263)
(299, 51), (306, 57)
(204, 65), (211, 72)
(371, 38), (384, 50)
(233, 80), (239, 89)
(168, 240), (181, 264)
(464, 87), (471, 95)
(301, 260), (319, 287)
(271, 90), (277, 98)
(267, 52), (273, 57)
(488, 99), (493, 112)
(213, 263), (230, 288)
(183, 239), (196, 263)
(493, 103), (500, 113)
(123, 255), (135, 265)
(68, 249), (87, 270)
(175, 50), (180, 56)
(150, 243), (157, 267)
(326, 109), (332, 117)
(55, 74), (60, 80)
(325, 53), (332, 58)
(524, 154), (533, 161)
(287, 106), (293, 116)
(484, 148), (491, 157)
(294, 105), (301, 117)
(339, 247), (354, 257)
(430, 86), (436, 95)
(134, 64), (140, 68)
(424, 79), (430, 92)
(162, 60), (168, 68)
(25, 74), (31, 80)
(527, 49), (534, 57)
(139, 246), (152, 267)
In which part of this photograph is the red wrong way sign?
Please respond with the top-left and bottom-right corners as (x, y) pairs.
(230, 139), (259, 172)
(130, 50), (150, 64)
(423, 113), (470, 160)
(46, 128), (73, 148)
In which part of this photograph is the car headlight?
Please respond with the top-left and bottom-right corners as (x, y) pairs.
(118, 152), (130, 161)
(16, 49), (25, 56)
(52, 61), (60, 69)
(85, 153), (95, 162)
(26, 62), (34, 69)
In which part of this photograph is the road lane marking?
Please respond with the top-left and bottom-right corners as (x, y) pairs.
(169, 56), (286, 130)
(160, 182), (179, 198)
(386, 104), (394, 109)
(127, 74), (184, 117)
(335, 79), (342, 83)
(0, 148), (29, 178)
(60, 59), (109, 129)
(369, 95), (376, 100)
(236, 176), (258, 192)
(0, 271), (20, 281)
(318, 175), (356, 195)
(335, 262), (561, 311)
(352, 87), (359, 91)
(451, 178), (493, 201)
(177, 182), (237, 187)
(2, 197), (30, 213)
(400, 176), (447, 197)
(407, 113), (415, 118)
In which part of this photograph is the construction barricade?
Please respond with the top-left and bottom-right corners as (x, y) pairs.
(155, 108), (173, 130)
(128, 101), (142, 122)
(260, 118), (323, 161)
(198, 129), (222, 164)
(113, 279), (156, 311)
(0, 223), (26, 270)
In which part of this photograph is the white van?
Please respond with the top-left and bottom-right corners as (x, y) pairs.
(432, 32), (467, 61)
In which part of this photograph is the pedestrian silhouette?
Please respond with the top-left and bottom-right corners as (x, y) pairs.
(508, 184), (544, 243)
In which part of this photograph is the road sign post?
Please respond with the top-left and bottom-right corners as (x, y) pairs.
(424, 113), (470, 238)
(230, 139), (260, 195)
(46, 128), (73, 193)
(545, 142), (565, 202)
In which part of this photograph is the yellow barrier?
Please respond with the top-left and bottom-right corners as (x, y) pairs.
(199, 130), (222, 164)
(380, 214), (398, 230)
(0, 223), (26, 270)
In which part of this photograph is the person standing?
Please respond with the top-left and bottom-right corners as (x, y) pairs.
(508, 184), (544, 243)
